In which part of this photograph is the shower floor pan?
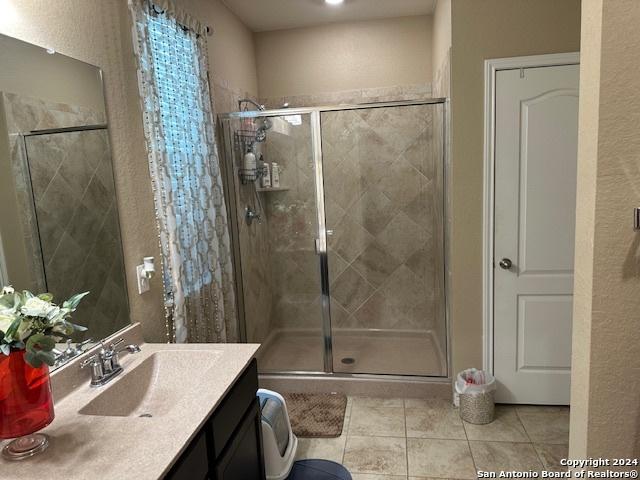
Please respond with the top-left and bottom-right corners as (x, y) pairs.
(257, 328), (445, 377)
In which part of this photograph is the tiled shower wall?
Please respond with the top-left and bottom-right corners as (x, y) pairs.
(213, 76), (274, 345)
(261, 83), (432, 110)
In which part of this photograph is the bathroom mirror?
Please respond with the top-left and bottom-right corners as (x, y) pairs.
(0, 34), (131, 366)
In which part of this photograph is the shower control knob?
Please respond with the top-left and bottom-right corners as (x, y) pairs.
(499, 258), (513, 270)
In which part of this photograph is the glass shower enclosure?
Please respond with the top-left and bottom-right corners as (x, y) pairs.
(219, 100), (448, 378)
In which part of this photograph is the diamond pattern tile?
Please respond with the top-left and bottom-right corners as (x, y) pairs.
(329, 215), (374, 263)
(378, 157), (425, 208)
(331, 266), (376, 314)
(376, 212), (427, 263)
(351, 242), (402, 288)
(350, 189), (397, 236)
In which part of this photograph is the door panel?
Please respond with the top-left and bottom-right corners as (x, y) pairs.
(519, 92), (578, 275)
(226, 114), (326, 373)
(494, 64), (579, 404)
(517, 295), (573, 370)
(321, 104), (447, 376)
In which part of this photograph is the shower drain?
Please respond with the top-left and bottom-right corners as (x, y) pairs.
(341, 357), (355, 365)
(139, 413), (153, 418)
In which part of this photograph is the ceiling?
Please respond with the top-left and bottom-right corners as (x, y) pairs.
(221, 0), (436, 32)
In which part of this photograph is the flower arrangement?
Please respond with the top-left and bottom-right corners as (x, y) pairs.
(0, 286), (88, 368)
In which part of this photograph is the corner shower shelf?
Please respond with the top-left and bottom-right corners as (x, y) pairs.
(256, 186), (290, 192)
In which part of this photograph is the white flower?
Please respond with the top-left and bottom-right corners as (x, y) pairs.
(1, 286), (14, 295)
(21, 297), (57, 318)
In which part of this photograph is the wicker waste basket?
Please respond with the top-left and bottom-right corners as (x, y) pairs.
(454, 369), (496, 425)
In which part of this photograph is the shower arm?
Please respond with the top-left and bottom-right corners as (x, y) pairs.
(238, 98), (265, 112)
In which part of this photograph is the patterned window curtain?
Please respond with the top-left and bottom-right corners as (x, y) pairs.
(129, 0), (237, 343)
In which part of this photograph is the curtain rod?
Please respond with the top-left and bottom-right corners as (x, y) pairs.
(150, 2), (213, 36)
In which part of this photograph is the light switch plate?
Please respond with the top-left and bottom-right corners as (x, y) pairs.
(136, 265), (150, 294)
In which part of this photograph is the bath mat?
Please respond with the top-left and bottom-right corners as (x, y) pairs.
(282, 392), (347, 438)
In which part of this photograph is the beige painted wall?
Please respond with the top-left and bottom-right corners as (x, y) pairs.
(570, 0), (640, 460)
(254, 16), (433, 99)
(449, 0), (581, 374)
(179, 0), (258, 96)
(0, 0), (257, 342)
(431, 0), (451, 79)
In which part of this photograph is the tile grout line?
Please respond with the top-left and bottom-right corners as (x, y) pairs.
(341, 396), (353, 465)
(514, 407), (546, 470)
(460, 408), (481, 479)
(404, 397), (410, 478)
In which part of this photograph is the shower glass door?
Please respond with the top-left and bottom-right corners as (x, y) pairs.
(320, 103), (447, 376)
(223, 112), (326, 373)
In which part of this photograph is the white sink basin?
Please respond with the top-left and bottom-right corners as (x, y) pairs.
(79, 350), (222, 417)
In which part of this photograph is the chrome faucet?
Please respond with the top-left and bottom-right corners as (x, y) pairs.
(80, 338), (141, 387)
(53, 338), (93, 367)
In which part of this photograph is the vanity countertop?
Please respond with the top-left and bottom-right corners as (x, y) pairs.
(0, 341), (260, 479)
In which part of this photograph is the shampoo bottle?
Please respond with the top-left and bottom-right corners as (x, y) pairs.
(243, 148), (256, 174)
(271, 163), (280, 188)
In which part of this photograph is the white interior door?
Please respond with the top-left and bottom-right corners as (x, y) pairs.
(493, 63), (579, 404)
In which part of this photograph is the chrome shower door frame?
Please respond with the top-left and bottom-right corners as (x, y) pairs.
(220, 98), (450, 380)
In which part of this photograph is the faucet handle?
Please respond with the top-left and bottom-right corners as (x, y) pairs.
(80, 354), (100, 369)
(106, 338), (124, 352)
(99, 338), (124, 357)
(63, 339), (75, 357)
(75, 338), (93, 354)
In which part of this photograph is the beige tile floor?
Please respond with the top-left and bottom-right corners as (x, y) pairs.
(294, 396), (570, 479)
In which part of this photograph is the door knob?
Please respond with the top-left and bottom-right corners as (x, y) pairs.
(499, 258), (513, 270)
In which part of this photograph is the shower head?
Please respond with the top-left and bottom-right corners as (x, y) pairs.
(238, 98), (272, 143)
(255, 118), (272, 142)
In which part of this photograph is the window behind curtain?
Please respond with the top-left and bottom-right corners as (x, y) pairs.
(146, 12), (213, 295)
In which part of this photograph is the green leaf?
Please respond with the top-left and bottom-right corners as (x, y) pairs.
(4, 316), (23, 342)
(26, 333), (55, 352)
(36, 350), (56, 367)
(62, 291), (89, 310)
(24, 350), (43, 368)
(37, 293), (54, 302)
(69, 322), (88, 332)
(24, 334), (57, 367)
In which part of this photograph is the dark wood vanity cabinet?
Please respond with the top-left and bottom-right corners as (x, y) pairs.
(165, 359), (266, 480)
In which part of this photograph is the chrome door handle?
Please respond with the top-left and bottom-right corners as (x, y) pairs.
(499, 258), (513, 270)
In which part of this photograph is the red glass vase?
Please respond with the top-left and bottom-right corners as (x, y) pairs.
(0, 350), (54, 459)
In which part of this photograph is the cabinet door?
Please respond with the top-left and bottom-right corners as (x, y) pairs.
(214, 399), (266, 480)
(165, 430), (209, 480)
